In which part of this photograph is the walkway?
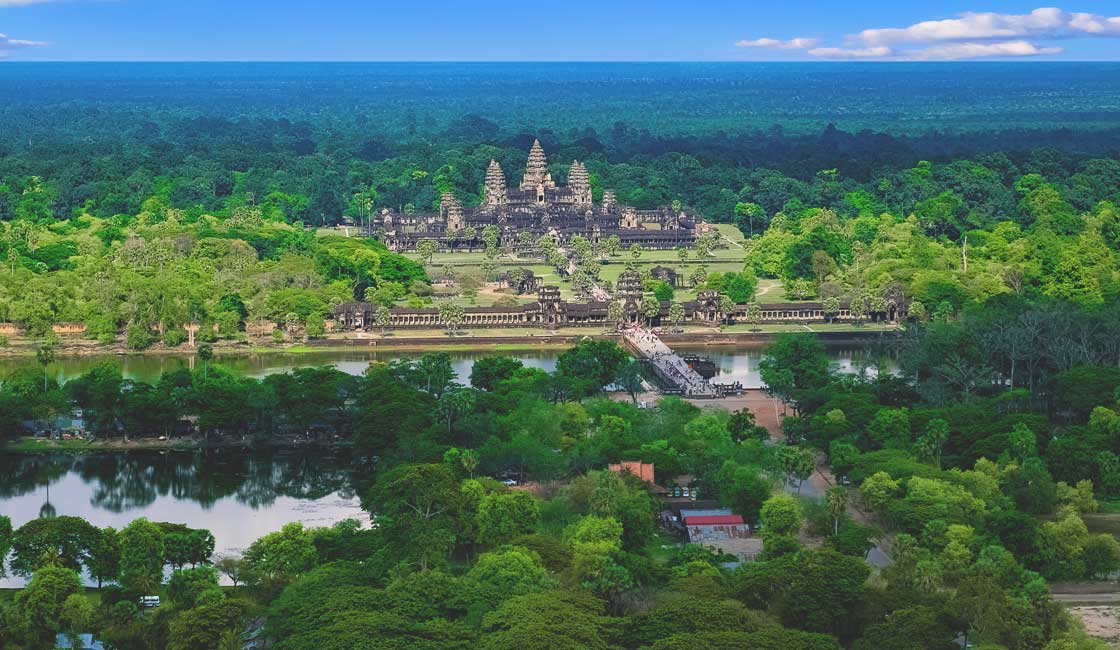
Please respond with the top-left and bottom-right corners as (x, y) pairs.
(622, 326), (718, 398)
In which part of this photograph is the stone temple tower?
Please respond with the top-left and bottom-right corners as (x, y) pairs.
(483, 159), (508, 206)
(569, 161), (592, 206)
(520, 139), (556, 202)
(440, 192), (464, 231)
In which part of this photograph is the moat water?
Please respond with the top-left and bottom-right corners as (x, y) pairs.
(0, 345), (894, 585)
(0, 345), (893, 388)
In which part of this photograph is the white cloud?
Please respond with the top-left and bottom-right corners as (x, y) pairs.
(903, 40), (1062, 60)
(808, 45), (893, 59)
(736, 37), (818, 50)
(856, 7), (1120, 46)
(0, 0), (60, 6)
(808, 40), (1061, 61)
(0, 32), (45, 57)
(739, 7), (1117, 61)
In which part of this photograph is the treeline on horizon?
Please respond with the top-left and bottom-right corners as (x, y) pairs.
(4, 105), (1120, 223)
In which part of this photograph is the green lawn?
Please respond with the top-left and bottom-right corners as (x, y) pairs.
(407, 236), (775, 307)
(4, 437), (98, 452)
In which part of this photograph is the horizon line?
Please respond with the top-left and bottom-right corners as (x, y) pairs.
(3, 59), (1120, 64)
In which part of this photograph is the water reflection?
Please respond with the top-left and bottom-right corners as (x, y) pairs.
(673, 345), (896, 388)
(0, 449), (359, 514)
(0, 349), (562, 385)
(0, 450), (371, 588)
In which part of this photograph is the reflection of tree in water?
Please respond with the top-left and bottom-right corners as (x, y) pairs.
(235, 450), (354, 508)
(78, 453), (163, 512)
(1, 450), (360, 513)
(0, 453), (74, 498)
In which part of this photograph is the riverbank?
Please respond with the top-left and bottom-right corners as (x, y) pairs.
(0, 324), (901, 358)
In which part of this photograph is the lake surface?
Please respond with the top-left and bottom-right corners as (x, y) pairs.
(0, 344), (894, 389)
(0, 344), (894, 585)
(0, 449), (372, 586)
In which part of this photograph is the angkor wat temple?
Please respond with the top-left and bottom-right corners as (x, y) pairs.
(379, 140), (702, 252)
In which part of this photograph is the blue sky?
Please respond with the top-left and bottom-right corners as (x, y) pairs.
(2, 1), (1119, 61)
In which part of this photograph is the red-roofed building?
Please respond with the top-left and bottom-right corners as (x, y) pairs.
(684, 515), (744, 526)
(684, 509), (750, 543)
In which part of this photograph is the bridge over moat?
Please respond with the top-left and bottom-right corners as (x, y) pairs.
(621, 327), (741, 399)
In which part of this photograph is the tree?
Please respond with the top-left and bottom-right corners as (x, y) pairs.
(482, 224), (500, 251)
(437, 387), (476, 435)
(860, 472), (899, 512)
(198, 343), (214, 378)
(366, 464), (464, 570)
(477, 492), (540, 547)
(87, 526), (120, 588)
(0, 515), (12, 578)
(241, 522), (317, 592)
(848, 294), (869, 324)
(689, 265), (708, 288)
(166, 598), (250, 650)
(375, 304), (392, 335)
(607, 301), (625, 328)
(614, 359), (646, 403)
(761, 494), (802, 536)
(728, 409), (768, 442)
(215, 555), (245, 588)
(743, 303), (762, 330)
(471, 356), (524, 391)
(415, 239), (439, 264)
(768, 548), (870, 635)
(465, 547), (556, 609)
(716, 461), (772, 523)
(629, 243), (643, 262)
(59, 593), (97, 645)
(723, 271), (757, 304)
(822, 297), (840, 322)
(778, 445), (816, 494)
(480, 590), (610, 650)
(758, 333), (831, 412)
(659, 302), (683, 333)
(438, 302), (465, 333)
(10, 516), (102, 578)
(36, 340), (56, 393)
(16, 564), (81, 646)
(556, 340), (629, 397)
(1008, 422), (1038, 462)
(916, 418), (950, 468)
(641, 296), (661, 323)
(119, 518), (165, 594)
(825, 487), (849, 536)
(168, 565), (222, 608)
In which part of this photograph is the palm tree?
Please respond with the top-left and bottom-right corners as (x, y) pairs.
(36, 341), (56, 393)
(825, 486), (848, 536)
(198, 343), (214, 380)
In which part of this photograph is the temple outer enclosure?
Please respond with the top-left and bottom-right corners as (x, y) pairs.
(331, 269), (909, 331)
(378, 140), (701, 252)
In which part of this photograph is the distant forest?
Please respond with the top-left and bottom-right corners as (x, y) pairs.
(2, 63), (1120, 228)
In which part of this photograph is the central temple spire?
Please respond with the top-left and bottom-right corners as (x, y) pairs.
(520, 139), (556, 191)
